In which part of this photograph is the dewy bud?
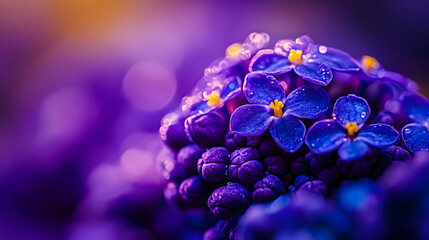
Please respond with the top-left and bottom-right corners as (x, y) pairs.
(198, 147), (230, 183)
(208, 183), (251, 219)
(185, 109), (228, 149)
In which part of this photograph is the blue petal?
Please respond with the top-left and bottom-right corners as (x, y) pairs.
(305, 119), (346, 154)
(243, 72), (286, 105)
(338, 139), (370, 161)
(269, 115), (305, 153)
(249, 50), (293, 75)
(220, 75), (241, 100)
(333, 94), (370, 128)
(191, 101), (209, 111)
(294, 62), (333, 86)
(284, 85), (331, 119)
(400, 92), (429, 124)
(307, 45), (360, 71)
(357, 124), (399, 148)
(402, 123), (429, 153)
(230, 104), (273, 136)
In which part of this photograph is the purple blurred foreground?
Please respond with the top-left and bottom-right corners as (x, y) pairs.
(0, 1), (429, 239)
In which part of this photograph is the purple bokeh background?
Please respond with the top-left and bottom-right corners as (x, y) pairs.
(0, 0), (428, 239)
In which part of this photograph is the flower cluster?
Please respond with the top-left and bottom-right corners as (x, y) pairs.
(237, 152), (429, 240)
(159, 33), (427, 239)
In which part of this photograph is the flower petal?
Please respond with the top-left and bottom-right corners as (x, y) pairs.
(333, 94), (370, 128)
(294, 62), (333, 86)
(220, 75), (242, 100)
(305, 119), (346, 154)
(230, 104), (273, 136)
(338, 139), (369, 161)
(295, 35), (314, 49)
(402, 123), (429, 153)
(285, 85), (331, 119)
(400, 92), (429, 124)
(249, 50), (293, 75)
(243, 72), (286, 105)
(307, 45), (360, 71)
(356, 124), (399, 148)
(269, 115), (305, 153)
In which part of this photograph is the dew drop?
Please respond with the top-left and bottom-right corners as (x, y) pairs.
(319, 45), (327, 54)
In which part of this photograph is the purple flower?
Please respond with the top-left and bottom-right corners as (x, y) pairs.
(263, 155), (288, 177)
(317, 167), (341, 188)
(373, 110), (395, 126)
(258, 137), (279, 158)
(249, 35), (359, 86)
(204, 32), (270, 80)
(400, 92), (429, 153)
(359, 55), (384, 81)
(208, 183), (252, 219)
(228, 148), (264, 186)
(203, 220), (228, 240)
(289, 156), (311, 177)
(360, 55), (418, 92)
(198, 147), (230, 183)
(191, 75), (244, 114)
(230, 72), (331, 152)
(164, 182), (183, 208)
(193, 32), (270, 115)
(296, 180), (328, 198)
(179, 175), (213, 208)
(305, 152), (335, 175)
(336, 148), (378, 178)
(306, 94), (399, 161)
(252, 175), (286, 203)
(222, 132), (246, 152)
(161, 115), (193, 151)
(370, 146), (411, 178)
(177, 144), (204, 174)
(185, 108), (228, 149)
(159, 149), (191, 183)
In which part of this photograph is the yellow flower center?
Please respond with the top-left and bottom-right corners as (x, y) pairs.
(226, 43), (243, 58)
(361, 55), (379, 73)
(345, 122), (359, 139)
(269, 99), (284, 118)
(207, 91), (223, 107)
(288, 49), (303, 65)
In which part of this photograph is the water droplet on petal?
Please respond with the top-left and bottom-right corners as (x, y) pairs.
(319, 45), (327, 54)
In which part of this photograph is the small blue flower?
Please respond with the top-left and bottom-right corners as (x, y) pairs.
(204, 32), (270, 79)
(359, 55), (419, 92)
(185, 33), (271, 114)
(306, 94), (399, 161)
(248, 35), (359, 86)
(230, 72), (331, 153)
(188, 75), (243, 113)
(401, 92), (429, 153)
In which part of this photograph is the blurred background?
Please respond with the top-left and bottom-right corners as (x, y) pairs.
(0, 0), (428, 239)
